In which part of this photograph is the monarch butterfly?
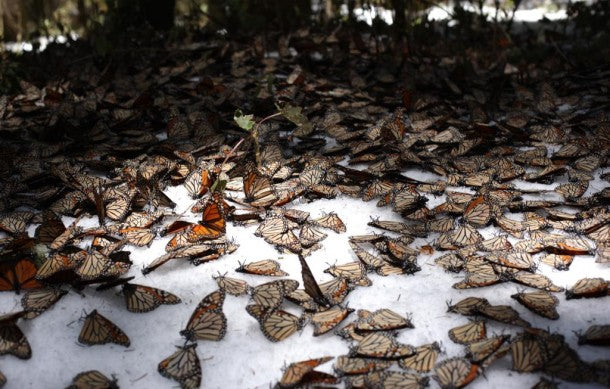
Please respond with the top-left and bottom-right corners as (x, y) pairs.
(213, 274), (249, 296)
(355, 309), (413, 332)
(257, 218), (302, 253)
(452, 267), (502, 289)
(286, 289), (320, 311)
(350, 241), (385, 270)
(278, 356), (336, 388)
(512, 271), (564, 292)
(549, 237), (594, 255)
(246, 304), (304, 342)
(180, 290), (226, 341)
(510, 335), (545, 372)
(398, 342), (441, 372)
(78, 310), (130, 347)
(236, 259), (288, 277)
(36, 252), (81, 280)
(448, 321), (487, 345)
(21, 287), (67, 319)
(0, 311), (31, 359)
(118, 227), (155, 247)
(511, 290), (559, 320)
(463, 196), (492, 227)
(495, 216), (525, 238)
(478, 304), (530, 327)
(565, 278), (608, 299)
(433, 358), (481, 389)
(333, 356), (392, 375)
(122, 283), (181, 313)
(49, 218), (83, 251)
(324, 261), (371, 286)
(319, 277), (351, 306)
(76, 250), (131, 281)
(466, 335), (510, 364)
(184, 168), (214, 199)
(298, 166), (325, 188)
(0, 211), (34, 235)
(447, 297), (490, 315)
(450, 224), (482, 247)
(298, 224), (328, 247)
(531, 377), (558, 389)
(67, 370), (118, 389)
(383, 238), (419, 260)
(362, 180), (395, 201)
(299, 254), (331, 308)
(577, 324), (610, 346)
(123, 210), (164, 229)
(435, 253), (464, 273)
(353, 332), (416, 359)
(105, 195), (131, 221)
(243, 171), (277, 207)
(574, 154), (602, 172)
(588, 223), (610, 243)
(312, 212), (346, 233)
(368, 219), (410, 234)
(391, 189), (427, 214)
(555, 181), (588, 200)
(194, 197), (226, 239)
(0, 258), (42, 293)
(485, 251), (536, 271)
(426, 217), (455, 233)
(34, 211), (65, 244)
(311, 306), (354, 336)
(251, 279), (300, 309)
(540, 254), (574, 271)
(158, 343), (201, 389)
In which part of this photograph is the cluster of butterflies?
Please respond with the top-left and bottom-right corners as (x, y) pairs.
(1, 27), (609, 389)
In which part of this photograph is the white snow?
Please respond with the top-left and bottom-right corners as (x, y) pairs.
(1, 165), (609, 389)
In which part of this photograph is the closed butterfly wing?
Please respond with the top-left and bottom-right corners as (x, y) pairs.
(312, 213), (346, 233)
(510, 335), (545, 372)
(251, 279), (299, 309)
(246, 304), (303, 342)
(433, 358), (481, 389)
(68, 370), (118, 389)
(243, 171), (277, 207)
(21, 287), (67, 319)
(356, 309), (413, 332)
(566, 278), (608, 299)
(0, 312), (31, 359)
(299, 255), (331, 308)
(123, 283), (181, 313)
(158, 343), (201, 389)
(213, 275), (249, 296)
(511, 290), (559, 320)
(449, 320), (487, 345)
(447, 297), (490, 315)
(311, 306), (354, 336)
(236, 259), (288, 277)
(466, 335), (510, 364)
(278, 356), (333, 388)
(334, 356), (393, 375)
(78, 310), (130, 347)
(578, 324), (610, 346)
(463, 196), (492, 227)
(398, 342), (441, 372)
(354, 332), (415, 359)
(180, 290), (226, 341)
(477, 304), (530, 327)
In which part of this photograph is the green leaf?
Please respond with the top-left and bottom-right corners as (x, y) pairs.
(234, 109), (255, 131)
(278, 104), (308, 126)
(210, 179), (227, 193)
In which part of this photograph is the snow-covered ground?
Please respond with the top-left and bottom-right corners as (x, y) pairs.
(0, 163), (608, 388)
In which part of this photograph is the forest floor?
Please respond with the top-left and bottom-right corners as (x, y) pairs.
(0, 14), (609, 389)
